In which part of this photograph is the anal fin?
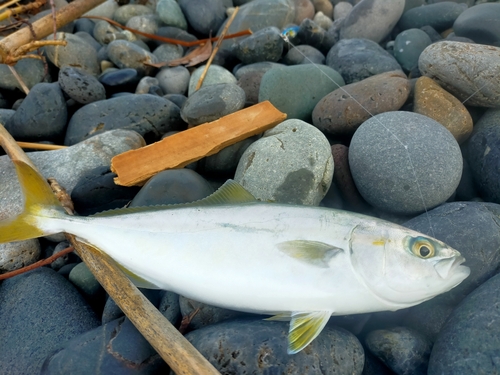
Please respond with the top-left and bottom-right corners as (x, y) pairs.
(287, 311), (333, 354)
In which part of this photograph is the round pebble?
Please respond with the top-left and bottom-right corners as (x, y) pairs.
(237, 71), (265, 106)
(398, 2), (467, 32)
(178, 0), (226, 36)
(0, 58), (45, 91)
(125, 14), (159, 43)
(348, 111), (463, 214)
(232, 26), (284, 64)
(106, 40), (157, 76)
(334, 2), (353, 20)
(156, 0), (188, 29)
(99, 67), (141, 93)
(282, 44), (325, 65)
(453, 3), (500, 46)
(152, 43), (184, 63)
(112, 3), (153, 25)
(58, 67), (106, 104)
(156, 66), (190, 95)
(0, 240), (40, 273)
(393, 28), (432, 72)
(188, 64), (237, 95)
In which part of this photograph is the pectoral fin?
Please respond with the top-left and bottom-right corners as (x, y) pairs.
(277, 240), (343, 268)
(287, 311), (332, 354)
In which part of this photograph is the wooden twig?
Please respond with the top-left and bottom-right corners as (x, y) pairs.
(0, 0), (46, 22)
(196, 7), (240, 91)
(8, 65), (29, 94)
(16, 141), (67, 150)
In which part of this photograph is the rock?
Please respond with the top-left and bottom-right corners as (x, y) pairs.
(313, 11), (333, 30)
(259, 64), (344, 122)
(75, 31), (102, 52)
(293, 0), (315, 24)
(156, 0), (188, 29)
(99, 68), (140, 93)
(185, 318), (364, 374)
(0, 268), (99, 375)
(334, 2), (352, 20)
(348, 111), (462, 214)
(58, 67), (106, 104)
(427, 273), (500, 375)
(237, 71), (264, 106)
(179, 0), (226, 35)
(181, 83), (246, 126)
(44, 32), (100, 75)
(399, 2), (467, 32)
(326, 38), (402, 84)
(50, 241), (77, 271)
(40, 317), (169, 375)
(156, 66), (190, 95)
(235, 119), (334, 206)
(340, 0), (405, 43)
(0, 240), (40, 273)
(312, 71), (410, 136)
(5, 83), (67, 142)
(163, 93), (187, 108)
(365, 327), (431, 375)
(126, 15), (160, 43)
(152, 43), (184, 64)
(413, 76), (473, 144)
(64, 94), (182, 145)
(453, 3), (500, 46)
(234, 61), (284, 79)
(130, 169), (214, 207)
(68, 262), (104, 301)
(282, 44), (325, 65)
(0, 57), (46, 91)
(233, 26), (284, 64)
(419, 41), (500, 107)
(188, 64), (237, 96)
(93, 20), (129, 45)
(84, 0), (119, 18)
(106, 40), (157, 76)
(112, 4), (153, 25)
(312, 0), (333, 18)
(295, 19), (334, 53)
(393, 28), (432, 72)
(135, 76), (162, 95)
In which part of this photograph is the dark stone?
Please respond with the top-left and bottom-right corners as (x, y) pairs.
(232, 26), (284, 64)
(163, 93), (187, 108)
(453, 3), (500, 46)
(296, 18), (334, 53)
(178, 0), (226, 36)
(99, 68), (141, 93)
(58, 67), (106, 104)
(398, 2), (468, 32)
(282, 44), (325, 65)
(237, 71), (264, 106)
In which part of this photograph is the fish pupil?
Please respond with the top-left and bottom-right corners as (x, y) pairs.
(419, 246), (431, 257)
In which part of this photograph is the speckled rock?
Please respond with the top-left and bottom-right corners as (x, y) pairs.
(233, 26), (284, 64)
(312, 71), (410, 136)
(106, 40), (157, 76)
(126, 15), (159, 43)
(282, 44), (325, 65)
(152, 43), (184, 64)
(326, 38), (402, 84)
(419, 41), (500, 107)
(237, 71), (264, 106)
(413, 76), (473, 144)
(453, 3), (500, 46)
(156, 0), (188, 29)
(234, 61), (284, 79)
(185, 319), (365, 374)
(0, 57), (46, 91)
(348, 111), (463, 214)
(235, 119), (334, 206)
(188, 64), (237, 95)
(399, 2), (467, 32)
(113, 4), (153, 25)
(340, 0), (405, 43)
(365, 327), (431, 375)
(393, 28), (432, 72)
(44, 32), (100, 75)
(156, 66), (190, 95)
(181, 83), (246, 126)
(64, 94), (182, 145)
(428, 273), (500, 375)
(0, 240), (40, 273)
(259, 64), (344, 122)
(58, 67), (106, 104)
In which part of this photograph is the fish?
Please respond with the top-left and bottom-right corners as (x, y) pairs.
(0, 160), (470, 354)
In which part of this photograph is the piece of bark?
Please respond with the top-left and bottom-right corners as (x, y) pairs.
(111, 101), (287, 187)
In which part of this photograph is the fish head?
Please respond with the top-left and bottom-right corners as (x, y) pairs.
(349, 223), (470, 309)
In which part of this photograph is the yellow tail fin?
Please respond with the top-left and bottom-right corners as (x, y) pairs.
(0, 160), (66, 243)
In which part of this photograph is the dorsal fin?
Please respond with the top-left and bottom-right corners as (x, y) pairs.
(90, 179), (257, 218)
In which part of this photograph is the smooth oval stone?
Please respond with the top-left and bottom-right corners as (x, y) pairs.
(233, 61), (284, 79)
(399, 2), (467, 32)
(179, 0), (226, 36)
(41, 317), (169, 375)
(348, 111), (462, 214)
(235, 119), (334, 206)
(156, 66), (190, 95)
(312, 70), (410, 136)
(233, 26), (284, 64)
(393, 28), (432, 72)
(126, 14), (159, 43)
(58, 67), (106, 104)
(294, 0), (315, 24)
(152, 26), (198, 49)
(295, 18), (335, 53)
(334, 2), (353, 20)
(131, 169), (214, 206)
(156, 0), (188, 29)
(74, 31), (102, 51)
(419, 41), (500, 107)
(5, 83), (67, 142)
(135, 76), (161, 94)
(185, 319), (364, 374)
(413, 76), (472, 144)
(152, 43), (184, 64)
(107, 40), (157, 76)
(0, 57), (45, 91)
(326, 38), (402, 84)
(188, 64), (237, 96)
(259, 64), (344, 122)
(0, 268), (99, 375)
(282, 44), (325, 65)
(93, 20), (128, 45)
(453, 3), (500, 46)
(0, 239), (40, 273)
(366, 327), (431, 375)
(314, 11), (333, 30)
(74, 18), (96, 34)
(68, 262), (104, 300)
(44, 32), (100, 75)
(237, 71), (264, 106)
(428, 273), (500, 375)
(65, 94), (182, 145)
(164, 93), (187, 108)
(181, 83), (245, 126)
(112, 4), (153, 25)
(99, 67), (140, 92)
(340, 0), (405, 43)
(84, 0), (119, 18)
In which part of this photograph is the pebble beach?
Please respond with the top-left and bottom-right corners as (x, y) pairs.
(0, 0), (500, 374)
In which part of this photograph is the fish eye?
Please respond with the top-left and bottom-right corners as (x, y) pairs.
(411, 238), (435, 259)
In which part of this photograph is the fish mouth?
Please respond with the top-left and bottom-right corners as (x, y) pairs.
(434, 256), (469, 280)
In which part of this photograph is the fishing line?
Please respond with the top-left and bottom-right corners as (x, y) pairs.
(280, 28), (437, 237)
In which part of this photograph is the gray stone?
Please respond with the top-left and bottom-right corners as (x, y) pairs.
(68, 262), (103, 299)
(84, 0), (119, 18)
(348, 111), (462, 214)
(419, 41), (500, 107)
(0, 239), (40, 273)
(428, 273), (500, 375)
(93, 20), (129, 45)
(234, 61), (284, 79)
(156, 66), (190, 95)
(135, 76), (161, 94)
(64, 94), (182, 145)
(112, 4), (153, 25)
(282, 44), (325, 65)
(107, 40), (157, 76)
(340, 0), (405, 43)
(74, 31), (102, 51)
(394, 28), (432, 72)
(179, 0), (226, 36)
(58, 67), (106, 104)
(259, 64), (344, 122)
(44, 32), (100, 75)
(0, 268), (99, 375)
(156, 0), (188, 29)
(181, 83), (245, 126)
(237, 71), (264, 106)
(188, 64), (237, 95)
(399, 2), (468, 32)
(152, 43), (184, 64)
(233, 26), (284, 64)
(126, 14), (160, 43)
(454, 3), (500, 46)
(235, 119), (334, 206)
(0, 57), (46, 91)
(185, 319), (364, 374)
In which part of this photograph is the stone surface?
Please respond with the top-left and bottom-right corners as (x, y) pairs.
(64, 94), (182, 145)
(68, 262), (104, 301)
(259, 64), (344, 122)
(0, 268), (99, 375)
(453, 3), (500, 46)
(152, 43), (184, 64)
(106, 40), (157, 76)
(0, 239), (40, 273)
(0, 57), (46, 91)
(125, 15), (159, 43)
(179, 0), (226, 36)
(348, 111), (463, 214)
(233, 26), (284, 64)
(399, 2), (467, 32)
(312, 71), (410, 136)
(113, 3), (154, 25)
(99, 68), (140, 93)
(58, 67), (106, 104)
(235, 119), (334, 206)
(188, 64), (237, 96)
(413, 76), (473, 144)
(419, 41), (500, 107)
(393, 28), (432, 72)
(156, 0), (188, 29)
(237, 71), (264, 106)
(156, 66), (190, 95)
(282, 44), (325, 65)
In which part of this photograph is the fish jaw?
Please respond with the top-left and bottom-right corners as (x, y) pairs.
(433, 255), (470, 282)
